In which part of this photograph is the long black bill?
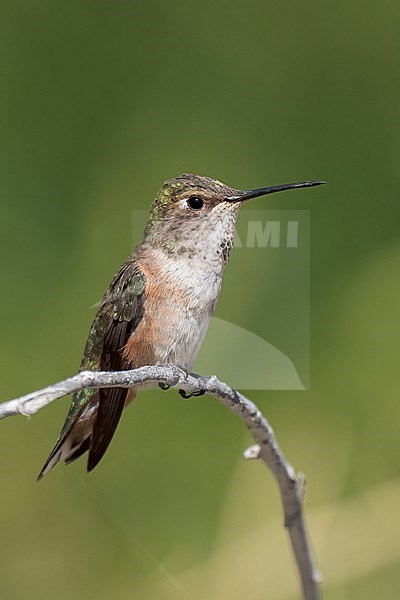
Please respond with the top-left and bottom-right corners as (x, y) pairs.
(227, 180), (325, 202)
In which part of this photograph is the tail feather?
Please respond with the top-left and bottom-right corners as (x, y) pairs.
(64, 437), (91, 465)
(38, 402), (97, 480)
(38, 389), (137, 479)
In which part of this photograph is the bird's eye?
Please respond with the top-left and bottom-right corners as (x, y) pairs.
(187, 195), (204, 210)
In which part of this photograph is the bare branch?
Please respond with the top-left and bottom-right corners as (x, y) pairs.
(0, 365), (322, 599)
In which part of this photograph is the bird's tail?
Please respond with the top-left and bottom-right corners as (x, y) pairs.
(37, 400), (98, 480)
(38, 389), (137, 480)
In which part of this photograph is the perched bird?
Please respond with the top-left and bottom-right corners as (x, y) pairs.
(39, 173), (324, 478)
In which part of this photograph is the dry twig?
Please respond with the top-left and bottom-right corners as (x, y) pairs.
(0, 365), (322, 599)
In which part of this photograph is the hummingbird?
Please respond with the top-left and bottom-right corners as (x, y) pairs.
(38, 173), (324, 479)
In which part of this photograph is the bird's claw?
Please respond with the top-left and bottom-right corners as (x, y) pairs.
(159, 382), (170, 391)
(179, 388), (206, 399)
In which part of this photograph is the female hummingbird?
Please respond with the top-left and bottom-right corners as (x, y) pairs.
(39, 173), (324, 478)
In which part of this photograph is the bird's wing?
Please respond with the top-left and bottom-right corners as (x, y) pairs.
(38, 261), (146, 478)
(87, 262), (146, 471)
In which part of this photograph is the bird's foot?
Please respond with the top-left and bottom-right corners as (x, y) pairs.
(159, 382), (170, 391)
(179, 388), (206, 399)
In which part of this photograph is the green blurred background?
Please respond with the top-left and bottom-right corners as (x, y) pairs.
(1, 1), (400, 598)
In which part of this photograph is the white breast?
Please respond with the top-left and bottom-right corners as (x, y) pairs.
(151, 254), (223, 369)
